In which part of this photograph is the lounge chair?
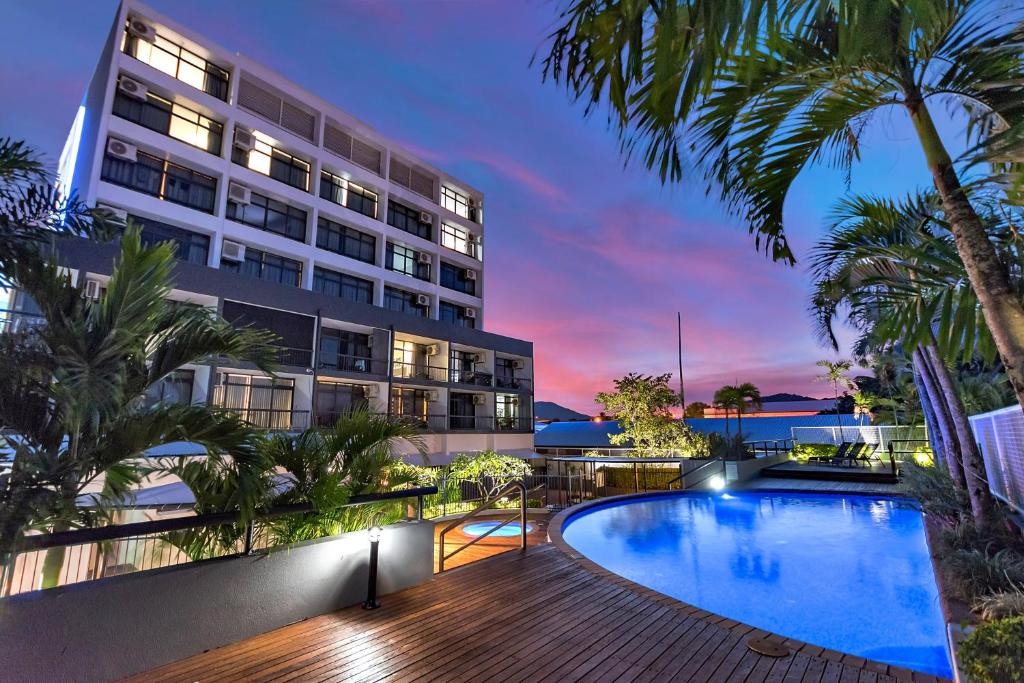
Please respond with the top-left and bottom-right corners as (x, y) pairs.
(846, 443), (880, 468)
(807, 441), (854, 465)
(832, 442), (869, 467)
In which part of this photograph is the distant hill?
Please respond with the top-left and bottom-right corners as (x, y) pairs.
(761, 392), (817, 402)
(535, 401), (591, 421)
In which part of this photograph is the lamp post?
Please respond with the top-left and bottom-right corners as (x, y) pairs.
(362, 526), (383, 610)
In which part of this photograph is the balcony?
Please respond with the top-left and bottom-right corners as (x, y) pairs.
(495, 416), (534, 432)
(318, 354), (385, 376)
(449, 369), (492, 387)
(495, 376), (532, 392)
(100, 148), (217, 214)
(219, 407), (310, 431)
(448, 414), (494, 431)
(392, 361), (447, 383)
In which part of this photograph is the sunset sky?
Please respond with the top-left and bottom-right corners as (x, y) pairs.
(1, 0), (967, 414)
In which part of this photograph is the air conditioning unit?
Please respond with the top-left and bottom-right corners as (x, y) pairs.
(220, 240), (246, 262)
(127, 17), (157, 42)
(84, 279), (102, 300)
(468, 233), (480, 243)
(472, 394), (487, 406)
(365, 335), (374, 348)
(467, 352), (480, 363)
(426, 390), (439, 402)
(464, 308), (476, 319)
(416, 252), (432, 265)
(513, 359), (527, 370)
(464, 269), (477, 281)
(415, 294), (430, 307)
(419, 211), (432, 224)
(117, 76), (148, 101)
(96, 203), (128, 220)
(363, 385), (380, 398)
(233, 128), (255, 152)
(106, 138), (137, 162)
(467, 197), (477, 207)
(510, 397), (520, 406)
(425, 343), (440, 356)
(228, 182), (251, 205)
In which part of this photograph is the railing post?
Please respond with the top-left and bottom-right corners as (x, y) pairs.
(243, 521), (255, 556)
(520, 483), (527, 552)
(888, 443), (897, 475)
(416, 495), (424, 521)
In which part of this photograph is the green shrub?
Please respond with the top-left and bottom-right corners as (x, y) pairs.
(942, 547), (1024, 602)
(976, 591), (1024, 621)
(902, 459), (969, 526)
(709, 433), (753, 460)
(959, 616), (1024, 683)
(791, 443), (837, 461)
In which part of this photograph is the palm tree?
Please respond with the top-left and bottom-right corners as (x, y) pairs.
(815, 360), (856, 431)
(0, 227), (276, 585)
(540, 1), (1024, 410)
(713, 383), (761, 437)
(712, 385), (737, 436)
(851, 391), (875, 426)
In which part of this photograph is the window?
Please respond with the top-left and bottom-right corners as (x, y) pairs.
(449, 392), (477, 430)
(122, 27), (229, 101)
(320, 170), (377, 219)
(386, 243), (430, 280)
(318, 329), (372, 373)
(391, 387), (429, 420)
(441, 186), (480, 223)
(315, 217), (375, 264)
(387, 200), (432, 241)
(315, 381), (369, 426)
(101, 147), (216, 213)
(226, 191), (307, 242)
(112, 83), (223, 154)
(439, 301), (475, 328)
(441, 223), (480, 260)
(384, 286), (427, 317)
(212, 373), (296, 429)
(440, 261), (476, 295)
(130, 214), (209, 266)
(142, 369), (194, 407)
(313, 266), (373, 305)
(221, 246), (301, 287)
(232, 131), (310, 191)
(496, 394), (523, 430)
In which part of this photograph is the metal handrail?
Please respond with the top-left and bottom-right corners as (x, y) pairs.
(437, 479), (528, 573)
(667, 458), (722, 490)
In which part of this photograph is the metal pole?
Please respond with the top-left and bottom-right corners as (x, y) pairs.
(520, 484), (527, 552)
(242, 521), (255, 555)
(416, 495), (424, 521)
(363, 538), (380, 610)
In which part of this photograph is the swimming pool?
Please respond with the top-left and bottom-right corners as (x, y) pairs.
(561, 491), (951, 678)
(462, 521), (534, 537)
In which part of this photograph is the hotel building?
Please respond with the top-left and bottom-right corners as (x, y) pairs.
(32, 0), (535, 463)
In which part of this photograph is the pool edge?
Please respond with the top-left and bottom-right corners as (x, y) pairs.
(546, 490), (952, 683)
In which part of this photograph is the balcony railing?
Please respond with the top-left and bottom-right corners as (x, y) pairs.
(219, 408), (310, 431)
(495, 376), (532, 392)
(448, 414), (494, 431)
(495, 416), (534, 432)
(0, 309), (45, 335)
(449, 369), (493, 387)
(318, 354), (385, 375)
(392, 361), (447, 383)
(100, 150), (217, 214)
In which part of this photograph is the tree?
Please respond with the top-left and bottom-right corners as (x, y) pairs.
(448, 450), (532, 501)
(851, 391), (875, 426)
(595, 373), (707, 455)
(540, 1), (1024, 412)
(815, 361), (856, 430)
(713, 383), (761, 437)
(0, 228), (276, 584)
(684, 401), (709, 418)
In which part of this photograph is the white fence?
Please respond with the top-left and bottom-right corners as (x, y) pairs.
(790, 424), (927, 455)
(968, 405), (1024, 515)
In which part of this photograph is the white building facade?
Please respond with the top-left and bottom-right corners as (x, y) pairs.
(42, 0), (535, 463)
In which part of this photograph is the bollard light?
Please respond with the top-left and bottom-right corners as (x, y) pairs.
(709, 475), (726, 491)
(362, 526), (383, 610)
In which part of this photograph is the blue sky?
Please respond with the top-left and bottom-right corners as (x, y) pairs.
(0, 0), (970, 413)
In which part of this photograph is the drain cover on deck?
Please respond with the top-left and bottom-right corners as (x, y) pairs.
(746, 638), (790, 657)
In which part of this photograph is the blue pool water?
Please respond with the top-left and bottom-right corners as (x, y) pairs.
(462, 521), (534, 537)
(562, 492), (951, 678)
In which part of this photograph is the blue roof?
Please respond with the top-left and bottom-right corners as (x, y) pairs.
(534, 414), (864, 448)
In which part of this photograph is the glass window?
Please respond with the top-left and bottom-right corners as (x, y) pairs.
(439, 301), (476, 328)
(441, 223), (480, 260)
(391, 387), (429, 420)
(320, 170), (377, 219)
(441, 186), (480, 223)
(226, 191), (307, 242)
(212, 373), (296, 429)
(130, 214), (209, 266)
(112, 83), (222, 154)
(221, 246), (301, 287)
(312, 266), (373, 304)
(122, 29), (229, 101)
(386, 243), (430, 280)
(496, 394), (523, 430)
(387, 200), (432, 241)
(439, 261), (476, 295)
(142, 369), (194, 407)
(101, 146), (216, 213)
(318, 330), (372, 373)
(232, 132), (310, 191)
(383, 286), (427, 317)
(315, 217), (375, 264)
(315, 381), (369, 426)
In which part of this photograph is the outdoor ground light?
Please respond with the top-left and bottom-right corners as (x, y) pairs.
(362, 526), (383, 610)
(709, 475), (726, 491)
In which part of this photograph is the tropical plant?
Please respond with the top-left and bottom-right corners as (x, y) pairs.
(851, 391), (875, 425)
(0, 227), (275, 586)
(975, 589), (1024, 621)
(958, 616), (1024, 683)
(815, 361), (856, 430)
(595, 372), (706, 455)
(448, 450), (531, 500)
(683, 401), (709, 418)
(712, 382), (761, 437)
(540, 1), (1024, 411)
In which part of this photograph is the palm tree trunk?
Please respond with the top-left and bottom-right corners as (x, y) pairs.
(833, 383), (843, 432)
(913, 347), (967, 490)
(736, 407), (742, 437)
(922, 343), (994, 525)
(908, 96), (1024, 411)
(912, 361), (947, 469)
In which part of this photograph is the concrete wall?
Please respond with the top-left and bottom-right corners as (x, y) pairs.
(0, 520), (435, 683)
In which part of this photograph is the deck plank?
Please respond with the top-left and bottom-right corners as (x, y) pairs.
(123, 544), (945, 683)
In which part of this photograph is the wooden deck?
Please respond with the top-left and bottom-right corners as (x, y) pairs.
(126, 544), (945, 683)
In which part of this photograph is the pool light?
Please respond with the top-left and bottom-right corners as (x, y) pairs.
(709, 475), (726, 491)
(363, 525), (383, 610)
